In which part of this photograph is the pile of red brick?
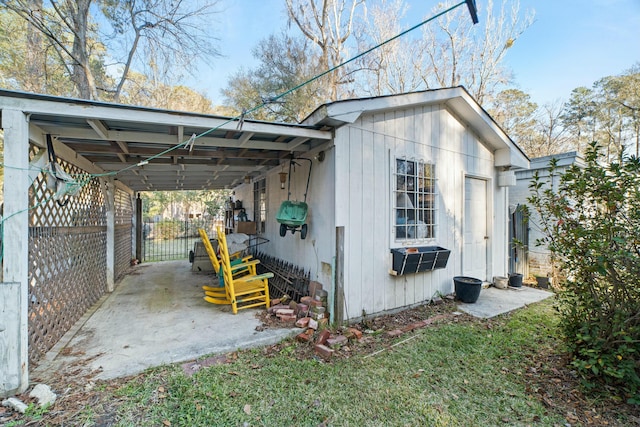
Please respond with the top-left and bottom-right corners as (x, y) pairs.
(306, 326), (363, 360)
(266, 281), (363, 360)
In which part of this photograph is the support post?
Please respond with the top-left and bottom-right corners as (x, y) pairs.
(334, 226), (345, 325)
(0, 109), (30, 397)
(130, 194), (136, 261)
(135, 194), (142, 262)
(101, 177), (115, 292)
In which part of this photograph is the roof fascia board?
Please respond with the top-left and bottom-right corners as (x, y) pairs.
(306, 87), (530, 169)
(308, 88), (461, 126)
(528, 151), (584, 171)
(0, 94), (332, 141)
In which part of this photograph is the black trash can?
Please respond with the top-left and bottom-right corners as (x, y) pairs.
(509, 273), (523, 288)
(453, 276), (482, 303)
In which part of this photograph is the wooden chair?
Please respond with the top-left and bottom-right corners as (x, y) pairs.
(198, 228), (256, 300)
(198, 228), (254, 275)
(207, 226), (272, 314)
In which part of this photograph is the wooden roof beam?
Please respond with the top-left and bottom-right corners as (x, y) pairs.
(116, 140), (130, 154)
(287, 137), (310, 151)
(177, 125), (184, 145)
(87, 119), (109, 140)
(62, 142), (281, 160)
(33, 127), (329, 151)
(238, 132), (255, 147)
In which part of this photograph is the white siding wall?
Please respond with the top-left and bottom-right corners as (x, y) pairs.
(233, 150), (336, 293)
(336, 104), (507, 319)
(511, 164), (567, 276)
(510, 152), (582, 277)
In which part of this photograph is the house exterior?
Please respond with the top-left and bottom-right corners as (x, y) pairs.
(0, 86), (527, 396)
(510, 151), (584, 277)
(233, 87), (529, 322)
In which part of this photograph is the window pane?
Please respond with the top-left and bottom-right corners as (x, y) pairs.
(394, 159), (436, 241)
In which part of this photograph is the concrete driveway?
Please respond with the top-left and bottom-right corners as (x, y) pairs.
(32, 260), (295, 382)
(457, 285), (554, 318)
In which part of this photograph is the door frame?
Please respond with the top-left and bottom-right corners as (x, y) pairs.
(461, 174), (493, 281)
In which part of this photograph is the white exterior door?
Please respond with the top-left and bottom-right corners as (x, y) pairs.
(463, 177), (488, 280)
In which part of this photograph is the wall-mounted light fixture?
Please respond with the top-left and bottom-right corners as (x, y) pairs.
(279, 171), (287, 190)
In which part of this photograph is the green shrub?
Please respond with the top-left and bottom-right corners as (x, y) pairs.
(154, 219), (183, 240)
(528, 142), (640, 403)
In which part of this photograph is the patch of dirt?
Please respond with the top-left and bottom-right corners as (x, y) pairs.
(255, 295), (466, 361)
(524, 352), (640, 426)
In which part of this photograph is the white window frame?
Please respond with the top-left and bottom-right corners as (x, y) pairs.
(253, 179), (267, 234)
(393, 157), (437, 242)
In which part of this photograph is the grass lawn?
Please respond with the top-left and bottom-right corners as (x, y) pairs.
(142, 236), (200, 262)
(112, 300), (565, 426)
(7, 299), (636, 426)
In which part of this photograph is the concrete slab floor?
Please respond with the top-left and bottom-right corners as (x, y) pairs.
(456, 285), (553, 319)
(32, 260), (296, 382)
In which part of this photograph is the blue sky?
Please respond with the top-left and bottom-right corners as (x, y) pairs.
(194, 0), (640, 106)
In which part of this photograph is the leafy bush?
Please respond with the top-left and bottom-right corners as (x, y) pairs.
(154, 219), (184, 240)
(528, 142), (640, 403)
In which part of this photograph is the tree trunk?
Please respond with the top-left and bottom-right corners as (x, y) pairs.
(25, 0), (45, 93)
(70, 0), (97, 99)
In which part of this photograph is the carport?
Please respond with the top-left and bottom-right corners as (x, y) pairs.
(31, 260), (297, 382)
(0, 89), (332, 396)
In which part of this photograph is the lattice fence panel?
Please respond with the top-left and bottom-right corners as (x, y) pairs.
(27, 145), (107, 364)
(115, 189), (133, 280)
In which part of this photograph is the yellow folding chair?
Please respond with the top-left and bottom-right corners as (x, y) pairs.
(207, 226), (272, 314)
(198, 228), (255, 301)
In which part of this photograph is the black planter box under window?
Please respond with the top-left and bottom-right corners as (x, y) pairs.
(390, 246), (451, 276)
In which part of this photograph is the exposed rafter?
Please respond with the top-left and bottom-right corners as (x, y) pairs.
(2, 90), (333, 191)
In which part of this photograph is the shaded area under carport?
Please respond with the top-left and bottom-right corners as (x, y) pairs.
(32, 261), (295, 382)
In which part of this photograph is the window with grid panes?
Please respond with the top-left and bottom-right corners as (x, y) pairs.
(394, 158), (436, 240)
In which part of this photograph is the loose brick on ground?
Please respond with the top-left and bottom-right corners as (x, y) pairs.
(295, 317), (311, 328)
(308, 318), (319, 330)
(423, 313), (449, 326)
(276, 308), (295, 316)
(268, 304), (289, 314)
(296, 332), (312, 343)
(316, 329), (331, 345)
(346, 328), (363, 340)
(314, 344), (334, 360)
(277, 314), (297, 323)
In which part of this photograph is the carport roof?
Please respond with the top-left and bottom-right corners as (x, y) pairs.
(0, 90), (333, 192)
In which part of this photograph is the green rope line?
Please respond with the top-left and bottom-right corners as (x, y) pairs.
(112, 0), (467, 166)
(248, 1), (466, 112)
(0, 0), (469, 236)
